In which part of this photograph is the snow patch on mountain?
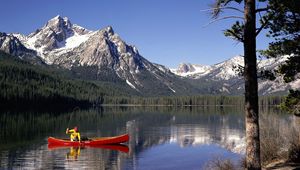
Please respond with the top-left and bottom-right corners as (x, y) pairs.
(213, 56), (244, 80)
(126, 80), (136, 89)
(11, 33), (27, 42)
(220, 86), (230, 93)
(56, 31), (92, 49)
(168, 86), (176, 93)
(258, 77), (286, 95)
(291, 76), (300, 89)
(23, 35), (48, 58)
(152, 63), (173, 75)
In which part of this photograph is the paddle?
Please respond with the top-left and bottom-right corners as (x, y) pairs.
(67, 107), (80, 129)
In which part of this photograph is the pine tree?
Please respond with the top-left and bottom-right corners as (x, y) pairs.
(211, 0), (262, 169)
(211, 0), (299, 168)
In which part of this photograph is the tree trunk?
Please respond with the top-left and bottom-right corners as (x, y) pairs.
(243, 0), (261, 169)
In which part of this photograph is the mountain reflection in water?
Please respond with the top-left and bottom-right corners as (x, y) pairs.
(0, 106), (295, 170)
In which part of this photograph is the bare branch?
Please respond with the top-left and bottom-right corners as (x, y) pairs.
(256, 20), (267, 37)
(200, 6), (244, 13)
(256, 14), (274, 37)
(255, 8), (269, 13)
(258, 9), (263, 21)
(203, 16), (244, 27)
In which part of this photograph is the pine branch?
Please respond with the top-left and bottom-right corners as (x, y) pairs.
(255, 7), (269, 13)
(226, 29), (244, 42)
(256, 14), (274, 37)
(203, 16), (244, 27)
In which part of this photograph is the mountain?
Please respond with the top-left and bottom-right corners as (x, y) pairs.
(0, 15), (199, 96)
(1, 15), (298, 96)
(171, 56), (300, 95)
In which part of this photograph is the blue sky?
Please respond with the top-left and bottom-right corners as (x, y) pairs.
(0, 0), (270, 68)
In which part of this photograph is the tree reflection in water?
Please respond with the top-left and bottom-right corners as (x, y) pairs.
(0, 106), (295, 170)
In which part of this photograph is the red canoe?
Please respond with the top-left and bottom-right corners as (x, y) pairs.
(48, 134), (129, 147)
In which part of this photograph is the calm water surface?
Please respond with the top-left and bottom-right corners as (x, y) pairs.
(0, 106), (295, 169)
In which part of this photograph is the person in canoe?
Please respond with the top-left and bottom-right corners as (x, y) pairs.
(66, 126), (81, 142)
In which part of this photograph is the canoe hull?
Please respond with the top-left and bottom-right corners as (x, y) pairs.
(48, 134), (129, 146)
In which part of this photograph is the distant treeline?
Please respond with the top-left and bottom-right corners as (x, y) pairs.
(102, 95), (284, 106)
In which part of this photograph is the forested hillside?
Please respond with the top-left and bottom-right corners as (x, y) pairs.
(0, 52), (133, 110)
(0, 51), (286, 110)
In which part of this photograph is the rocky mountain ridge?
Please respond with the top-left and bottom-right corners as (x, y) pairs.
(171, 55), (299, 95)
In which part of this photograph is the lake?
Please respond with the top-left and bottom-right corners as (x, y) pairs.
(0, 106), (296, 169)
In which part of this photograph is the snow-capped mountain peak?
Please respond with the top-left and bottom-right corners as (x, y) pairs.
(23, 15), (92, 55)
(171, 63), (213, 77)
(103, 26), (114, 35)
(45, 15), (72, 31)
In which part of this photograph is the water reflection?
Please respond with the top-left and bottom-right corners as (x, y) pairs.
(125, 111), (246, 163)
(0, 106), (296, 169)
(66, 147), (81, 160)
(48, 144), (130, 153)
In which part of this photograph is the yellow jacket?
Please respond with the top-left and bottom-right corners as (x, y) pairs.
(66, 129), (81, 141)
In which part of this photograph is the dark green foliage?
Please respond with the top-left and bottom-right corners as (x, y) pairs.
(71, 65), (123, 83)
(278, 57), (300, 83)
(258, 70), (276, 81)
(280, 89), (300, 115)
(224, 21), (244, 42)
(260, 0), (300, 114)
(260, 0), (300, 87)
(0, 51), (130, 110)
(261, 0), (300, 80)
